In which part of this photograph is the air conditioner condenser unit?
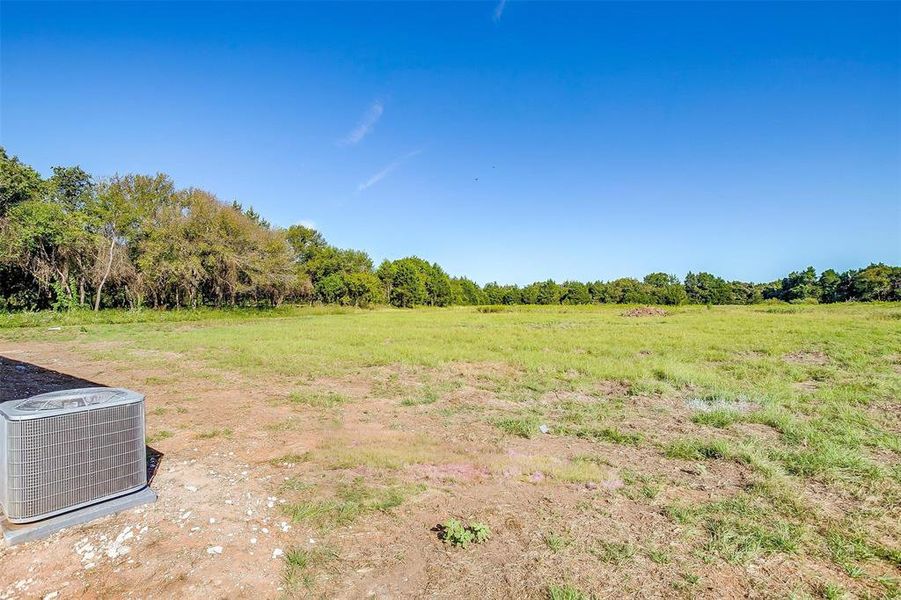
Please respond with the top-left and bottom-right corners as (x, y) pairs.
(0, 387), (152, 525)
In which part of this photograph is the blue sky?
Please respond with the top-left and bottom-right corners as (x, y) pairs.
(2, 1), (899, 285)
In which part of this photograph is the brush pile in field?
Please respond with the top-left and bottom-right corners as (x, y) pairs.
(621, 307), (668, 317)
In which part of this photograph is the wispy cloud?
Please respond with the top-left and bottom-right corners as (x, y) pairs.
(339, 100), (384, 146)
(493, 0), (507, 22)
(357, 149), (422, 192)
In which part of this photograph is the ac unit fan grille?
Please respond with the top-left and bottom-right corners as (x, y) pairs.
(4, 403), (146, 521)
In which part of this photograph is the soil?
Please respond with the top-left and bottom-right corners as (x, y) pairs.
(783, 351), (830, 366)
(0, 341), (879, 599)
(621, 307), (668, 318)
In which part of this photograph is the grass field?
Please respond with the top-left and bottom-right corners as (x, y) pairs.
(1, 304), (899, 599)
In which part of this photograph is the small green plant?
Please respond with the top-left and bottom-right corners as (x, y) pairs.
(470, 522), (491, 543)
(570, 426), (642, 446)
(195, 427), (233, 439)
(401, 386), (440, 406)
(442, 519), (473, 547)
(440, 519), (491, 548)
(819, 582), (845, 600)
(281, 546), (336, 593)
(692, 409), (740, 428)
(591, 540), (635, 564)
(545, 533), (569, 552)
(288, 390), (347, 408)
(665, 437), (731, 460)
(146, 430), (173, 444)
(647, 547), (671, 564)
(495, 416), (539, 438)
(547, 584), (590, 600)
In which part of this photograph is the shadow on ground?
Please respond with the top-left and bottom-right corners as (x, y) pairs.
(0, 354), (163, 482)
(0, 354), (106, 402)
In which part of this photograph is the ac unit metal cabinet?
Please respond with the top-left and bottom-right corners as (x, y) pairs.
(0, 388), (148, 524)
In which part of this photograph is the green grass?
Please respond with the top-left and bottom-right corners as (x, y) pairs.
(281, 477), (424, 529)
(281, 546), (336, 593)
(4, 303), (899, 594)
(545, 533), (570, 553)
(495, 415), (540, 438)
(547, 584), (592, 600)
(591, 540), (636, 564)
(288, 390), (348, 407)
(400, 385), (441, 406)
(195, 427), (233, 439)
(146, 430), (173, 443)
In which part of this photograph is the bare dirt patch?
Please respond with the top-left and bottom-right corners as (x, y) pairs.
(783, 351), (830, 366)
(0, 342), (889, 599)
(621, 307), (668, 317)
(793, 380), (820, 393)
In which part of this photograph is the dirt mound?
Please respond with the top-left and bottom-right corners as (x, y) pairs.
(783, 350), (829, 365)
(621, 307), (668, 318)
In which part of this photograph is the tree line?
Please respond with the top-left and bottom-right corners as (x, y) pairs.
(1, 148), (898, 311)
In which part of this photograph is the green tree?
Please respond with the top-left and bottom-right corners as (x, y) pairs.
(315, 272), (348, 304)
(643, 273), (686, 305)
(535, 280), (562, 305)
(561, 281), (591, 304)
(450, 277), (485, 305)
(845, 263), (900, 301)
(684, 272), (732, 304)
(0, 147), (45, 215)
(344, 272), (385, 307)
(779, 267), (819, 303)
(388, 260), (427, 307)
(818, 269), (842, 303)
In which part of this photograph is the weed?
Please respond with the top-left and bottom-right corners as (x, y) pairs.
(269, 452), (312, 466)
(282, 478), (423, 528)
(547, 584), (591, 600)
(195, 427), (233, 439)
(281, 546), (336, 594)
(495, 416), (540, 438)
(570, 426), (643, 446)
(439, 519), (491, 548)
(703, 517), (799, 563)
(591, 540), (635, 564)
(692, 409), (740, 428)
(545, 533), (569, 552)
(818, 582), (845, 600)
(470, 522), (491, 544)
(401, 386), (440, 406)
(665, 437), (732, 460)
(146, 430), (173, 443)
(663, 504), (696, 525)
(288, 390), (348, 408)
(646, 547), (670, 564)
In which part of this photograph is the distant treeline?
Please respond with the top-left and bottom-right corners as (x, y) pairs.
(1, 148), (899, 311)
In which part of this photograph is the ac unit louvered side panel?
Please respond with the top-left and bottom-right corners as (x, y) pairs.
(3, 403), (147, 522)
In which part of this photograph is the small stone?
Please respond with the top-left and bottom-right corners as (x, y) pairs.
(207, 546), (223, 555)
(272, 548), (283, 559)
(538, 424), (550, 434)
